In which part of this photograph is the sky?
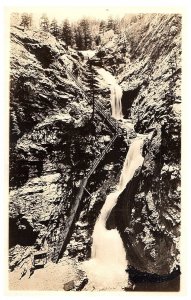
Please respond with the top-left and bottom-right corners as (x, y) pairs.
(9, 7), (129, 23)
(8, 5), (186, 26)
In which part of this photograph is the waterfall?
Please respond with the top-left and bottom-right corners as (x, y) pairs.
(82, 137), (145, 290)
(110, 84), (123, 120)
(97, 68), (123, 120)
(81, 68), (146, 290)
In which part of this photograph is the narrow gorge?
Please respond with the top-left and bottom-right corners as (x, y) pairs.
(9, 12), (181, 292)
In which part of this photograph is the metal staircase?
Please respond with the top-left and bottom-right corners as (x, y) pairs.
(51, 133), (118, 263)
(44, 59), (124, 263)
(65, 66), (122, 135)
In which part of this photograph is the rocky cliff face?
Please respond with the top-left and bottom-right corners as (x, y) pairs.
(105, 14), (181, 276)
(9, 13), (181, 282)
(9, 26), (127, 268)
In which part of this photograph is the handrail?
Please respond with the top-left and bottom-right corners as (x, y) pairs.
(94, 101), (120, 132)
(65, 64), (122, 134)
(87, 134), (118, 179)
(51, 132), (119, 263)
(52, 176), (88, 263)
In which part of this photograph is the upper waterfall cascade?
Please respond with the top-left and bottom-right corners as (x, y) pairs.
(96, 68), (123, 120)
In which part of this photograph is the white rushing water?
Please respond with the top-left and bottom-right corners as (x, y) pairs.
(79, 50), (96, 60)
(97, 68), (123, 120)
(82, 136), (145, 290)
(81, 69), (146, 290)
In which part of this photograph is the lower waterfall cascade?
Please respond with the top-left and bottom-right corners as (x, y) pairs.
(82, 136), (146, 290)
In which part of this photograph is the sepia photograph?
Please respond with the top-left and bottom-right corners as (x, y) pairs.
(6, 4), (182, 293)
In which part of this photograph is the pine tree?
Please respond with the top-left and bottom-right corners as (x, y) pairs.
(70, 24), (75, 47)
(107, 16), (114, 31)
(99, 20), (106, 34)
(79, 18), (92, 50)
(95, 35), (101, 46)
(28, 13), (33, 27)
(74, 26), (83, 49)
(113, 19), (120, 34)
(50, 18), (60, 38)
(40, 14), (49, 31)
(20, 13), (32, 30)
(61, 19), (73, 46)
